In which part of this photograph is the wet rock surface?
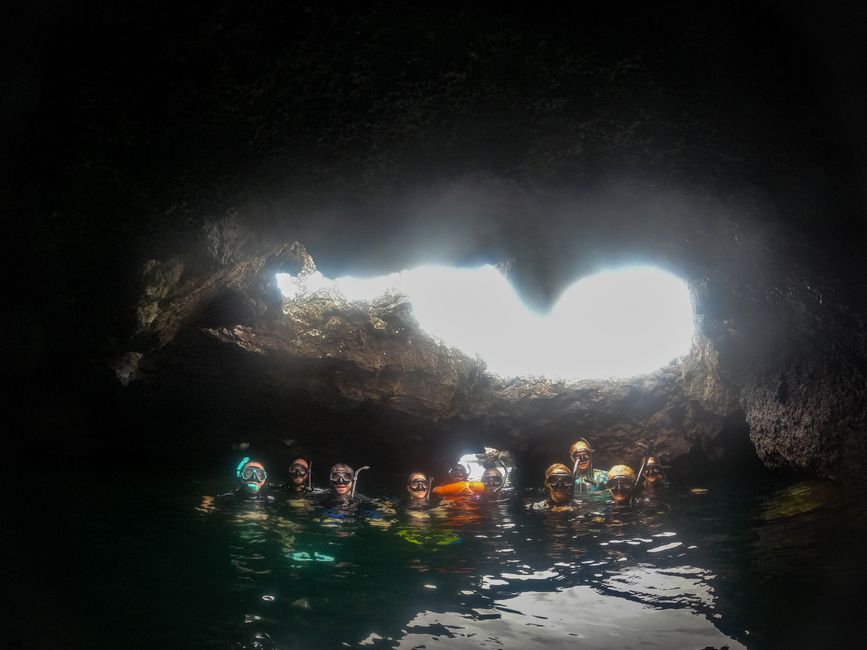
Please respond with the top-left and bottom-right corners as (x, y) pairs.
(127, 238), (753, 476)
(740, 308), (867, 483)
(123, 222), (866, 483)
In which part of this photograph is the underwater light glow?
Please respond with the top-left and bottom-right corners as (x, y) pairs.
(277, 265), (694, 379)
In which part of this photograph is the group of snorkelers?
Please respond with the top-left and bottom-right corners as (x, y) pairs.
(226, 436), (666, 512)
(535, 438), (666, 511)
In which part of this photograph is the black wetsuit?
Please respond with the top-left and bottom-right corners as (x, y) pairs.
(530, 498), (579, 511)
(322, 492), (376, 508)
(279, 484), (329, 499)
(217, 488), (275, 504)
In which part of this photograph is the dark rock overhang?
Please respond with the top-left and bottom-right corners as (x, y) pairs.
(116, 210), (867, 483)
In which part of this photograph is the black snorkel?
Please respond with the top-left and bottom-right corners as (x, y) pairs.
(634, 441), (652, 490)
(426, 476), (434, 501)
(350, 465), (370, 499)
(308, 460), (313, 490)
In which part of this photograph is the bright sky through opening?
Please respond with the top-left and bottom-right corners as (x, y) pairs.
(277, 265), (695, 379)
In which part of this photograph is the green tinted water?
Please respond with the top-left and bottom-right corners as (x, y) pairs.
(25, 473), (866, 648)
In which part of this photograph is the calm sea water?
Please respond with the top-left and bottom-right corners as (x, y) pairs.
(23, 470), (867, 649)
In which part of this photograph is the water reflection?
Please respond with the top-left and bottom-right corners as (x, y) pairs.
(398, 582), (744, 649)
(35, 464), (867, 650)
(237, 493), (710, 647)
(144, 477), (863, 648)
(750, 480), (842, 576)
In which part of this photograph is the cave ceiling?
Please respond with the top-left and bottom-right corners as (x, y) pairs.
(7, 2), (867, 482)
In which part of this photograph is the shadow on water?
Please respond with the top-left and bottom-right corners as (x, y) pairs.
(19, 470), (867, 649)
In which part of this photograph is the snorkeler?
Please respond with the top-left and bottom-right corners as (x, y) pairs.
(607, 464), (637, 505)
(326, 463), (374, 505)
(279, 455), (328, 506)
(531, 464), (578, 511)
(637, 455), (667, 491)
(238, 459), (269, 495)
(432, 464), (484, 498)
(480, 467), (506, 500)
(570, 438), (608, 493)
(406, 472), (432, 508)
(217, 457), (274, 502)
(283, 455), (326, 496)
(286, 456), (312, 494)
(449, 464), (468, 481)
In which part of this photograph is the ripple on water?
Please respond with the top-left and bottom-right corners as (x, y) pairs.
(56, 474), (860, 648)
(395, 586), (745, 650)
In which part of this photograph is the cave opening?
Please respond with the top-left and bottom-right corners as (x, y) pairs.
(101, 241), (765, 494)
(276, 263), (696, 381)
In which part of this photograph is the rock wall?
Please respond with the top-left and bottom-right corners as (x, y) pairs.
(740, 298), (867, 483)
(124, 232), (755, 476)
(120, 209), (867, 483)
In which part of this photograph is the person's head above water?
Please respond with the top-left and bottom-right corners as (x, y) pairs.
(288, 456), (310, 492)
(570, 438), (593, 474)
(481, 467), (504, 495)
(607, 464), (636, 504)
(236, 458), (268, 494)
(643, 456), (663, 485)
(329, 463), (354, 498)
(544, 463), (574, 506)
(406, 472), (430, 503)
(448, 464), (468, 482)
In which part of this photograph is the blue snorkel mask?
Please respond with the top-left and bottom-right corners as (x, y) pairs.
(236, 457), (267, 493)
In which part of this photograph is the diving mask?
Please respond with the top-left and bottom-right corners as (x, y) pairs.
(608, 478), (633, 492)
(241, 466), (267, 482)
(545, 474), (574, 489)
(330, 471), (353, 484)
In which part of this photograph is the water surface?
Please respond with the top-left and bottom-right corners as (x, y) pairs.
(28, 472), (866, 648)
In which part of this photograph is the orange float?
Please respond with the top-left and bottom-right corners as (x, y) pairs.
(432, 480), (485, 496)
